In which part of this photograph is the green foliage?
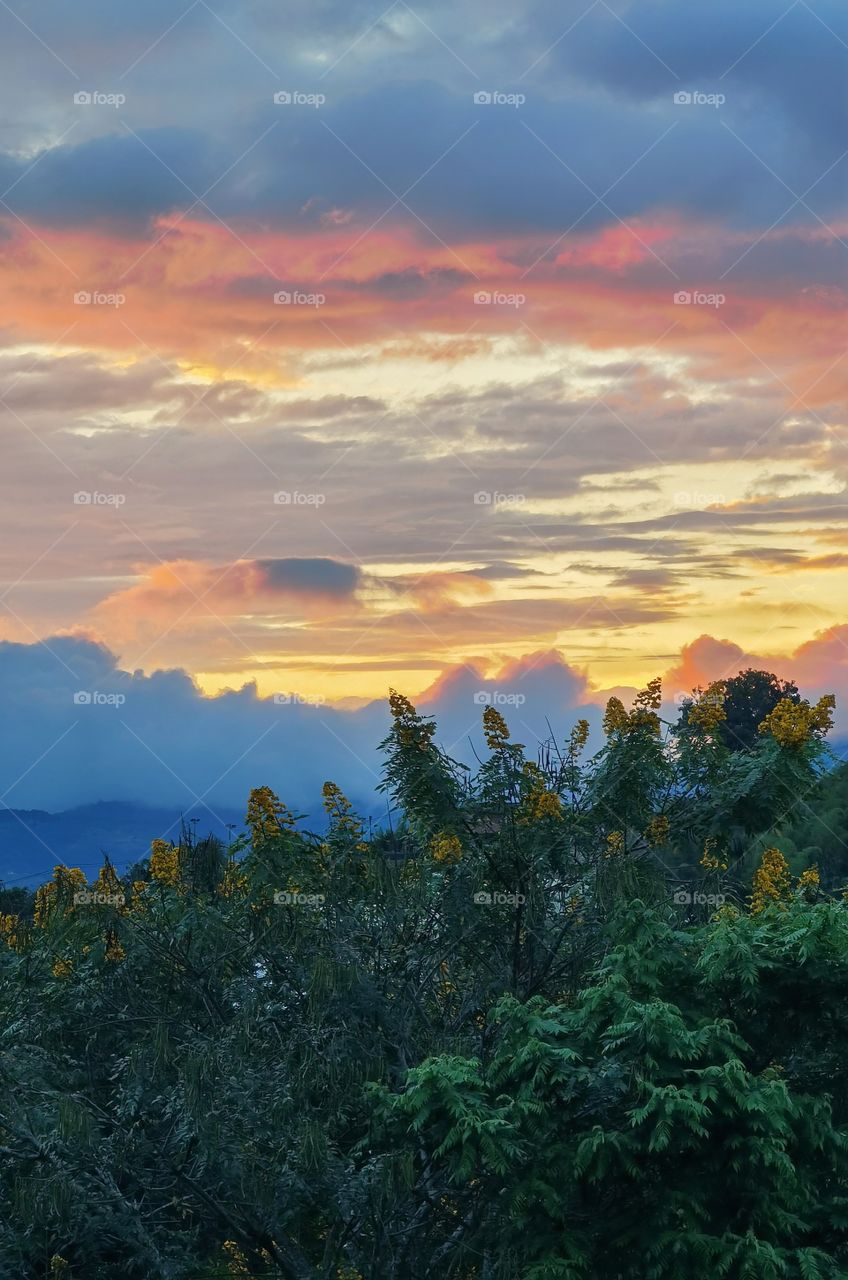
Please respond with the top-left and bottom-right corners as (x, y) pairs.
(0, 678), (844, 1278)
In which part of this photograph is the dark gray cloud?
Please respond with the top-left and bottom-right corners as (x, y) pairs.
(256, 557), (360, 596)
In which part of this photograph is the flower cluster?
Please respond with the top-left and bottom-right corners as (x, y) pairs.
(389, 689), (436, 751)
(687, 681), (727, 734)
(34, 865), (87, 927)
(569, 719), (590, 752)
(635, 677), (662, 710)
(602, 697), (628, 736)
(605, 831), (625, 857)
(483, 706), (510, 750)
(645, 815), (670, 847)
(322, 780), (366, 849)
(797, 866), (820, 897)
(104, 932), (126, 963)
(220, 862), (248, 898)
(523, 781), (563, 823)
(246, 785), (297, 847)
(758, 694), (836, 748)
(700, 836), (728, 872)
(430, 831), (463, 865)
(0, 913), (23, 950)
(150, 838), (181, 887)
(603, 682), (662, 738)
(750, 846), (792, 913)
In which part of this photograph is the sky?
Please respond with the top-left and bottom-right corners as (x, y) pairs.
(0, 0), (846, 814)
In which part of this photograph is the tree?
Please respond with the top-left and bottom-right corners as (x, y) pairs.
(0, 677), (843, 1278)
(679, 668), (801, 753)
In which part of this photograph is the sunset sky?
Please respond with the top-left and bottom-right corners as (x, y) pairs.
(0, 0), (846, 811)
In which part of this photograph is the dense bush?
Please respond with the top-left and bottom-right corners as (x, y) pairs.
(0, 677), (845, 1278)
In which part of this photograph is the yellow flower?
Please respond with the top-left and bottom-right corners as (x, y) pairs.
(50, 1258), (70, 1278)
(700, 836), (727, 872)
(246, 786), (297, 848)
(645, 815), (670, 847)
(520, 781), (563, 823)
(605, 831), (625, 857)
(222, 1241), (251, 1276)
(797, 865), (820, 897)
(430, 831), (462, 865)
(150, 838), (181, 887)
(322, 781), (365, 843)
(759, 694), (836, 748)
(483, 706), (510, 749)
(687, 682), (727, 734)
(751, 846), (792, 913)
(635, 677), (663, 710)
(51, 958), (73, 980)
(389, 689), (416, 719)
(221, 862), (248, 898)
(0, 913), (23, 951)
(570, 719), (590, 752)
(713, 904), (740, 923)
(104, 933), (125, 963)
(34, 865), (87, 927)
(602, 697), (628, 736)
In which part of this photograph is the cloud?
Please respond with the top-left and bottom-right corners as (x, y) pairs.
(0, 636), (597, 815)
(0, 630), (842, 827)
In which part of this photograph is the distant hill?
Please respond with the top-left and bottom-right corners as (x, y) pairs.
(0, 802), (244, 887)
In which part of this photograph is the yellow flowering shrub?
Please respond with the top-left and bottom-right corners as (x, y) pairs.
(750, 846), (792, 913)
(759, 694), (836, 748)
(0, 913), (23, 950)
(687, 681), (727, 734)
(104, 933), (126, 963)
(602, 697), (628, 736)
(246, 785), (297, 847)
(569, 718), (590, 752)
(150, 838), (181, 887)
(645, 815), (670, 847)
(605, 831), (625, 857)
(797, 866), (820, 897)
(635, 677), (662, 710)
(220, 862), (248, 898)
(34, 865), (87, 927)
(482, 706), (510, 749)
(603, 684), (661, 737)
(430, 831), (463, 864)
